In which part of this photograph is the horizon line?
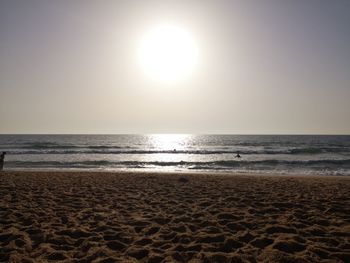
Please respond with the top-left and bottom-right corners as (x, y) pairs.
(0, 133), (349, 136)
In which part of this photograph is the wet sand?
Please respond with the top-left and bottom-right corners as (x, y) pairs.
(0, 171), (349, 262)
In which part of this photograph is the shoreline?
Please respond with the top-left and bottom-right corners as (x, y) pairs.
(1, 171), (349, 262)
(2, 169), (350, 177)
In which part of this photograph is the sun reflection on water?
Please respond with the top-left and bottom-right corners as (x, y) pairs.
(143, 134), (193, 169)
(148, 134), (192, 151)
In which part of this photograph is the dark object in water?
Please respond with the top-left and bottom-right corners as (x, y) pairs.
(178, 177), (189, 183)
(235, 152), (241, 158)
(0, 152), (6, 171)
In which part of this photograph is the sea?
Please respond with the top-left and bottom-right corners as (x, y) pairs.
(0, 134), (349, 175)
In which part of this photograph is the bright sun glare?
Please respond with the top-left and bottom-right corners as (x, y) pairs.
(138, 24), (198, 82)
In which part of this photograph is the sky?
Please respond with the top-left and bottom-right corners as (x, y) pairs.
(0, 0), (349, 134)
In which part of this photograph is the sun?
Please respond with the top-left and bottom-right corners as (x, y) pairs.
(138, 24), (198, 82)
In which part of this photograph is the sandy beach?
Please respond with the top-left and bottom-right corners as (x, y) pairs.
(0, 171), (349, 262)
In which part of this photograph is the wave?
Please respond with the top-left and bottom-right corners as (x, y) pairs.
(288, 147), (346, 154)
(11, 142), (127, 150)
(87, 145), (124, 149)
(7, 158), (350, 169)
(7, 146), (350, 155)
(21, 142), (80, 149)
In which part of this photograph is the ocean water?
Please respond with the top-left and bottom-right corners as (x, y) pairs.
(0, 134), (349, 175)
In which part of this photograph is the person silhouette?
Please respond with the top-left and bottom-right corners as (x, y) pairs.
(0, 152), (6, 171)
(235, 152), (241, 158)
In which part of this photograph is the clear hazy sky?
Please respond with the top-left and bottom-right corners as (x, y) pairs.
(1, 0), (349, 134)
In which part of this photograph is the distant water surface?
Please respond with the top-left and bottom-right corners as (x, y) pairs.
(0, 134), (349, 175)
